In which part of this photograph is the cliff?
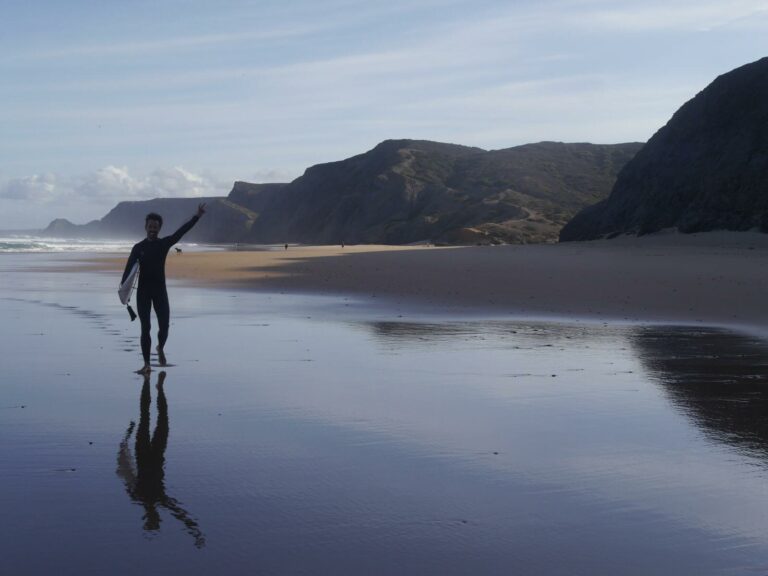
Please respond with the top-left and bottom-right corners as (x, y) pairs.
(561, 57), (768, 241)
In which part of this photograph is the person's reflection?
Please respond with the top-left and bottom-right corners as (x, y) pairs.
(116, 371), (206, 548)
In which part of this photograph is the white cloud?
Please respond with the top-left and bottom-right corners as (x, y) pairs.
(557, 0), (768, 32)
(2, 165), (222, 206)
(71, 165), (219, 202)
(5, 26), (324, 65)
(143, 167), (218, 198)
(0, 166), (234, 228)
(72, 166), (143, 201)
(0, 174), (57, 202)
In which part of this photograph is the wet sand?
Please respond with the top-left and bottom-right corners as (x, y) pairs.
(82, 231), (768, 332)
(5, 251), (768, 574)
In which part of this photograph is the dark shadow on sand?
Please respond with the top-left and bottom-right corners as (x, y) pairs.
(116, 371), (206, 548)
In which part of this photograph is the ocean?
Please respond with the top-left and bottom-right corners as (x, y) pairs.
(0, 234), (137, 253)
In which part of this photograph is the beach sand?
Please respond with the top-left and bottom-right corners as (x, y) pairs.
(82, 231), (768, 331)
(5, 241), (768, 574)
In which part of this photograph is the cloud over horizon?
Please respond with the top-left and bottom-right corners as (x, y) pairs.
(1, 174), (58, 202)
(0, 166), (229, 228)
(1, 165), (224, 204)
(72, 165), (221, 202)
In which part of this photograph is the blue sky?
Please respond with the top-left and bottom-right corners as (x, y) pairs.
(2, 0), (767, 229)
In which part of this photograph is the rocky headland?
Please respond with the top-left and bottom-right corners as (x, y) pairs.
(561, 57), (768, 241)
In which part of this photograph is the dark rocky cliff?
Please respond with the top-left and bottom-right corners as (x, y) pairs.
(561, 57), (768, 241)
(240, 139), (642, 245)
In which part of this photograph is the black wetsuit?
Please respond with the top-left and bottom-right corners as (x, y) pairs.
(121, 216), (199, 364)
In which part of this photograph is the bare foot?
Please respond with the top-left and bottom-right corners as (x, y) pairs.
(156, 346), (167, 366)
(136, 363), (152, 375)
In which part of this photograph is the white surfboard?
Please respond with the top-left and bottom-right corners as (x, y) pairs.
(118, 261), (139, 305)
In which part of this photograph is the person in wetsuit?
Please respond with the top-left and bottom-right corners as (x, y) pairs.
(121, 204), (206, 374)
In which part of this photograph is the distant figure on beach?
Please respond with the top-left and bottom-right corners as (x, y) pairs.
(174, 247), (182, 254)
(116, 371), (205, 548)
(284, 243), (288, 250)
(121, 204), (206, 375)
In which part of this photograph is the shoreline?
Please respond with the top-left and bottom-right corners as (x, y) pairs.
(57, 231), (768, 335)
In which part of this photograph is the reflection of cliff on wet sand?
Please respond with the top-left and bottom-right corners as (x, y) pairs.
(632, 327), (768, 458)
(116, 371), (205, 548)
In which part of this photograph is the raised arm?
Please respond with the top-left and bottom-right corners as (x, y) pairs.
(165, 203), (206, 247)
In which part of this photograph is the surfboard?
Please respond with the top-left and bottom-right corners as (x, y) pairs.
(118, 261), (139, 305)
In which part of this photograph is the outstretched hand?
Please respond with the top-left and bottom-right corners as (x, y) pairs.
(196, 202), (207, 217)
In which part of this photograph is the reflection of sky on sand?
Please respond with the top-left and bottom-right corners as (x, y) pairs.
(172, 289), (768, 557)
(4, 253), (768, 574)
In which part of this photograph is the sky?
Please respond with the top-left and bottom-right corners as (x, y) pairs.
(1, 0), (767, 229)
